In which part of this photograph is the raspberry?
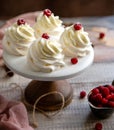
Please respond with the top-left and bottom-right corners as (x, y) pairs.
(80, 91), (86, 98)
(74, 23), (82, 30)
(90, 93), (102, 106)
(108, 85), (114, 92)
(43, 9), (52, 17)
(107, 94), (114, 101)
(106, 94), (112, 100)
(89, 94), (94, 103)
(102, 98), (108, 106)
(42, 33), (49, 39)
(97, 86), (104, 92)
(71, 58), (78, 64)
(89, 84), (114, 108)
(99, 32), (105, 39)
(92, 88), (100, 95)
(17, 19), (25, 25)
(94, 94), (102, 104)
(95, 123), (102, 130)
(101, 87), (110, 97)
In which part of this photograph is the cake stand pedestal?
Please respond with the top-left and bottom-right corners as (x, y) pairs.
(25, 80), (72, 111)
(3, 46), (94, 111)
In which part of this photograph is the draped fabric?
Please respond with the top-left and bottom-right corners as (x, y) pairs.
(0, 95), (33, 130)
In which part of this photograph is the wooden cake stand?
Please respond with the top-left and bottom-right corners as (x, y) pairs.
(3, 46), (94, 111)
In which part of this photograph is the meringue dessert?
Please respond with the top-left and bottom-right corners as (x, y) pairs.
(2, 11), (93, 74)
(27, 33), (65, 73)
(3, 19), (35, 56)
(60, 23), (92, 57)
(33, 9), (64, 40)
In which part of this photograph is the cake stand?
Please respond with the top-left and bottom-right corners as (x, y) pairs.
(3, 46), (94, 111)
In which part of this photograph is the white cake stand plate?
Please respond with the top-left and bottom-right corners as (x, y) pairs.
(3, 46), (94, 111)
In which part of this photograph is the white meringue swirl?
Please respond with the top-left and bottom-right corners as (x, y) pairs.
(3, 23), (35, 56)
(33, 12), (64, 39)
(60, 25), (92, 57)
(27, 38), (65, 73)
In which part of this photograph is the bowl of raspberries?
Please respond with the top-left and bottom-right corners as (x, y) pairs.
(88, 84), (114, 118)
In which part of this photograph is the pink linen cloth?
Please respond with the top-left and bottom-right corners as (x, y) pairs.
(0, 95), (33, 130)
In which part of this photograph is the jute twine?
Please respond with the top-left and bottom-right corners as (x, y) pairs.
(9, 83), (65, 128)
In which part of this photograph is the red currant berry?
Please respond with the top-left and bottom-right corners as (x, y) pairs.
(43, 9), (52, 17)
(74, 23), (82, 30)
(17, 19), (25, 25)
(71, 58), (78, 64)
(99, 32), (105, 39)
(42, 33), (49, 39)
(80, 91), (86, 98)
(95, 123), (102, 130)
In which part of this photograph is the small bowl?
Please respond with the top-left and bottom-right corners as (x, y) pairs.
(88, 87), (114, 119)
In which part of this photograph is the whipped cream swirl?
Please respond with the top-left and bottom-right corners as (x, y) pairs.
(27, 38), (65, 73)
(3, 23), (35, 56)
(33, 11), (64, 39)
(60, 25), (92, 57)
